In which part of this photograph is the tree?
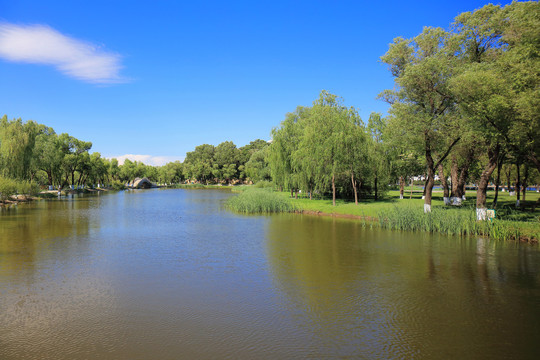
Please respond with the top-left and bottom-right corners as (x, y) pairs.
(367, 112), (391, 201)
(268, 106), (308, 194)
(184, 144), (215, 183)
(381, 27), (462, 212)
(58, 134), (92, 187)
(245, 146), (271, 183)
(0, 116), (40, 180)
(448, 2), (539, 218)
(298, 91), (363, 206)
(32, 127), (63, 186)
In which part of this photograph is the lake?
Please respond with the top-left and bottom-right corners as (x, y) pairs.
(1, 189), (539, 359)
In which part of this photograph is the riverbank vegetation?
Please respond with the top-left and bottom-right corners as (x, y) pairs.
(226, 188), (296, 214)
(226, 187), (539, 242)
(1, 2), (539, 241)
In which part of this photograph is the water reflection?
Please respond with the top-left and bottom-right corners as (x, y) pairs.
(0, 198), (91, 278)
(266, 214), (540, 358)
(1, 192), (539, 359)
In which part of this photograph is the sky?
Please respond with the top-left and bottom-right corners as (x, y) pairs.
(0, 0), (513, 165)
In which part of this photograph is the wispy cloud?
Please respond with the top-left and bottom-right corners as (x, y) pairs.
(110, 154), (183, 167)
(0, 23), (125, 84)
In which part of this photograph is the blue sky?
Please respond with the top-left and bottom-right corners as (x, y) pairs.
(0, 0), (512, 165)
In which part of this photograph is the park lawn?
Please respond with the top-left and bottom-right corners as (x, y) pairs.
(275, 188), (540, 240)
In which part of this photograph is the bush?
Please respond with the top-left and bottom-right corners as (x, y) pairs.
(226, 188), (295, 213)
(18, 180), (40, 197)
(111, 180), (126, 190)
(253, 180), (274, 189)
(0, 177), (18, 201)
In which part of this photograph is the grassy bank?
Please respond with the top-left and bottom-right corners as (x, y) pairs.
(225, 185), (540, 242)
(378, 205), (536, 241)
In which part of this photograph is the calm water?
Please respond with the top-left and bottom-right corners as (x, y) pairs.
(1, 189), (539, 359)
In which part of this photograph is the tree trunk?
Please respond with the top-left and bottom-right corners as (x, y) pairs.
(399, 176), (405, 199)
(46, 170), (53, 186)
(424, 149), (435, 213)
(424, 170), (435, 213)
(374, 175), (378, 201)
(423, 135), (461, 211)
(450, 155), (459, 199)
(438, 163), (449, 205)
(476, 144), (499, 220)
(506, 166), (512, 193)
(492, 155), (503, 208)
(522, 165), (528, 201)
(309, 185), (312, 200)
(515, 161), (521, 208)
(332, 173), (336, 207)
(351, 171), (358, 205)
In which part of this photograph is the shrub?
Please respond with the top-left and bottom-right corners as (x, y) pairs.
(111, 180), (126, 190)
(0, 177), (18, 201)
(18, 180), (40, 197)
(226, 188), (295, 213)
(253, 180), (274, 189)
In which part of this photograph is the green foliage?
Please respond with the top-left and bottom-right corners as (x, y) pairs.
(0, 176), (18, 201)
(245, 146), (271, 182)
(17, 180), (40, 197)
(111, 180), (126, 190)
(226, 188), (295, 214)
(0, 177), (39, 201)
(253, 180), (274, 189)
(268, 91), (370, 205)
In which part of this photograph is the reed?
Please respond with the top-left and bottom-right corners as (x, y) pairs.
(226, 188), (295, 213)
(378, 205), (536, 241)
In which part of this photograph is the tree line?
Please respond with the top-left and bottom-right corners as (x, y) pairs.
(1, 2), (538, 219)
(0, 114), (271, 189)
(265, 1), (540, 218)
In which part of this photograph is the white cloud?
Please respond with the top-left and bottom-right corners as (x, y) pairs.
(110, 154), (183, 167)
(0, 23), (125, 84)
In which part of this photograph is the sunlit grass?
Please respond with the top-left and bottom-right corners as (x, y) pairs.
(226, 188), (296, 213)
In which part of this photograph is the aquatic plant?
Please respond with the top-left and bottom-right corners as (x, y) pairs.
(378, 205), (537, 241)
(226, 188), (295, 213)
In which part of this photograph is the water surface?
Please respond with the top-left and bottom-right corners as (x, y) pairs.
(1, 189), (539, 359)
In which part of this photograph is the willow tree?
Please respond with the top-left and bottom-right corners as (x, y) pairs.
(268, 106), (309, 195)
(297, 91), (364, 206)
(0, 115), (40, 180)
(381, 27), (462, 212)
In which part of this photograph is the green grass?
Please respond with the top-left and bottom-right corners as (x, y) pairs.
(226, 187), (296, 213)
(231, 186), (540, 241)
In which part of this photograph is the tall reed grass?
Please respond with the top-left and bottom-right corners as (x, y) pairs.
(378, 205), (535, 241)
(226, 188), (295, 213)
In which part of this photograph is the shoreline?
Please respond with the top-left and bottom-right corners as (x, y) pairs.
(0, 188), (111, 206)
(294, 209), (537, 244)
